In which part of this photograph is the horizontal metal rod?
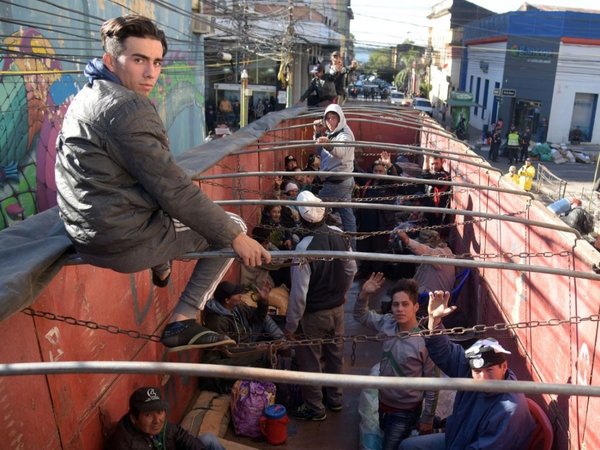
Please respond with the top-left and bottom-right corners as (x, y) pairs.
(65, 250), (599, 281)
(1, 361), (598, 398)
(215, 199), (579, 238)
(196, 170), (533, 199)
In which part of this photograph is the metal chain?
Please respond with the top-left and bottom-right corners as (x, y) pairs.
(22, 307), (598, 361)
(21, 308), (162, 342)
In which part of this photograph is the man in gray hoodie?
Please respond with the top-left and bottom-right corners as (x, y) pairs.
(312, 104), (356, 239)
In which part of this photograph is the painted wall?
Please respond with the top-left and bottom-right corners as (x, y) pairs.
(550, 41), (600, 144)
(464, 41), (507, 131)
(0, 0), (205, 231)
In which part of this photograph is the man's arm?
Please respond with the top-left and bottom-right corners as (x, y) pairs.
(352, 272), (386, 330)
(418, 351), (440, 432)
(170, 422), (224, 450)
(284, 248), (312, 337)
(110, 99), (269, 266)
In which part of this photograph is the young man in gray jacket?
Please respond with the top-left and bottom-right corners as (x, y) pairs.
(55, 15), (270, 349)
(354, 273), (438, 450)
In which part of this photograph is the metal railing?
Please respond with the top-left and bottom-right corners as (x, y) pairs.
(536, 163), (567, 201)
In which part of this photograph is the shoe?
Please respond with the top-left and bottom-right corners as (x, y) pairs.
(161, 319), (235, 351)
(291, 404), (327, 421)
(152, 263), (171, 288)
(325, 400), (343, 412)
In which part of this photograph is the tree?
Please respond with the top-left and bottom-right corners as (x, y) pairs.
(363, 48), (393, 79)
(394, 47), (420, 92)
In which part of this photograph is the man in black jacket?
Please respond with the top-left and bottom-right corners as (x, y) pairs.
(55, 15), (270, 350)
(285, 191), (357, 421)
(105, 387), (224, 450)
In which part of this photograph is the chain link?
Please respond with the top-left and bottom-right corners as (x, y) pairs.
(21, 307), (599, 361)
(21, 308), (162, 342)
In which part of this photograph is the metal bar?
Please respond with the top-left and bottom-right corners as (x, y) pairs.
(64, 250), (600, 281)
(215, 199), (580, 237)
(232, 139), (488, 167)
(196, 170), (533, 198)
(2, 361), (600, 397)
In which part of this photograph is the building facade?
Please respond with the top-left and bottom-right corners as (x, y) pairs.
(463, 10), (600, 144)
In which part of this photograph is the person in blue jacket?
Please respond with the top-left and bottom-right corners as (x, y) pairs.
(400, 291), (535, 450)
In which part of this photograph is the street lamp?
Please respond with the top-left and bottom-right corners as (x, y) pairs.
(240, 69), (249, 128)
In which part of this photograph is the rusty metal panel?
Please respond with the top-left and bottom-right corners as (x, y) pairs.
(0, 312), (61, 449)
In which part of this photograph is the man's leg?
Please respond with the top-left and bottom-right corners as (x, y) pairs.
(322, 305), (344, 409)
(293, 312), (327, 417)
(399, 432), (445, 450)
(380, 409), (420, 450)
(319, 179), (356, 248)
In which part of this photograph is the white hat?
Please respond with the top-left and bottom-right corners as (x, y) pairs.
(296, 191), (325, 223)
(284, 182), (299, 193)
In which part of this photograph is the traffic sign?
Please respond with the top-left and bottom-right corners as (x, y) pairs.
(501, 88), (516, 97)
(493, 88), (501, 96)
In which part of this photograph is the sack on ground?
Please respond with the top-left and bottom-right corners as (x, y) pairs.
(230, 380), (276, 438)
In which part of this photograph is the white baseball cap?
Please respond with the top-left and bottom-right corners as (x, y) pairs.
(296, 191), (325, 223)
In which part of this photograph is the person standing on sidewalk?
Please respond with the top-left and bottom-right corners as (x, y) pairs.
(489, 120), (503, 162)
(506, 126), (520, 165)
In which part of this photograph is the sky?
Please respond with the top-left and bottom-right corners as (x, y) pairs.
(350, 0), (600, 51)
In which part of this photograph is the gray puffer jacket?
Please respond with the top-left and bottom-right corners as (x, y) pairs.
(55, 79), (242, 255)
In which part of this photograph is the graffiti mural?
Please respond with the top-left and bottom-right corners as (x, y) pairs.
(0, 28), (78, 229)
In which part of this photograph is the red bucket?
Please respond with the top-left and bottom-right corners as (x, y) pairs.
(259, 404), (289, 445)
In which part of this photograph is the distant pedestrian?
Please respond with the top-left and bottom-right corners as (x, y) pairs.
(518, 158), (536, 191)
(519, 127), (531, 162)
(506, 126), (520, 165)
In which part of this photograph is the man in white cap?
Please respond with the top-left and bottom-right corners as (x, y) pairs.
(285, 190), (357, 421)
(399, 291), (535, 450)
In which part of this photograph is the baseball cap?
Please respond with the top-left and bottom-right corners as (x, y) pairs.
(297, 190), (325, 223)
(310, 64), (323, 74)
(284, 155), (297, 163)
(464, 338), (511, 369)
(129, 387), (169, 412)
(284, 182), (299, 193)
(214, 281), (244, 303)
(416, 229), (442, 247)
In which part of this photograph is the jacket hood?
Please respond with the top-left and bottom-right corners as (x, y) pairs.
(204, 298), (233, 316)
(84, 58), (122, 86)
(323, 103), (347, 135)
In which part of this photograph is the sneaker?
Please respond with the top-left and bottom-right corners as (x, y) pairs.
(291, 404), (327, 421)
(161, 319), (235, 351)
(151, 262), (171, 288)
(325, 400), (343, 412)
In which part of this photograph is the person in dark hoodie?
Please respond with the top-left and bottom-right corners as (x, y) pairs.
(54, 15), (270, 351)
(399, 291), (535, 450)
(200, 281), (285, 393)
(105, 386), (224, 450)
(203, 281), (284, 346)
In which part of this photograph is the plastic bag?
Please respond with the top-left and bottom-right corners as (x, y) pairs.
(230, 380), (276, 438)
(358, 363), (383, 450)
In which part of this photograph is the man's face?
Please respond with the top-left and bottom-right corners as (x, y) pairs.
(226, 293), (243, 307)
(285, 159), (298, 170)
(372, 163), (387, 175)
(471, 361), (507, 381)
(391, 292), (419, 328)
(131, 409), (166, 435)
(324, 112), (340, 131)
(269, 206), (282, 222)
(430, 157), (443, 172)
(103, 36), (164, 97)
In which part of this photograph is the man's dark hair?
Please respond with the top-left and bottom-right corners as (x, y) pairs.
(101, 15), (168, 58)
(389, 279), (419, 305)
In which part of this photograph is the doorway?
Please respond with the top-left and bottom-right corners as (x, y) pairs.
(570, 93), (597, 143)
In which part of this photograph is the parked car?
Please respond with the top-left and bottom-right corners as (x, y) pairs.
(412, 97), (433, 116)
